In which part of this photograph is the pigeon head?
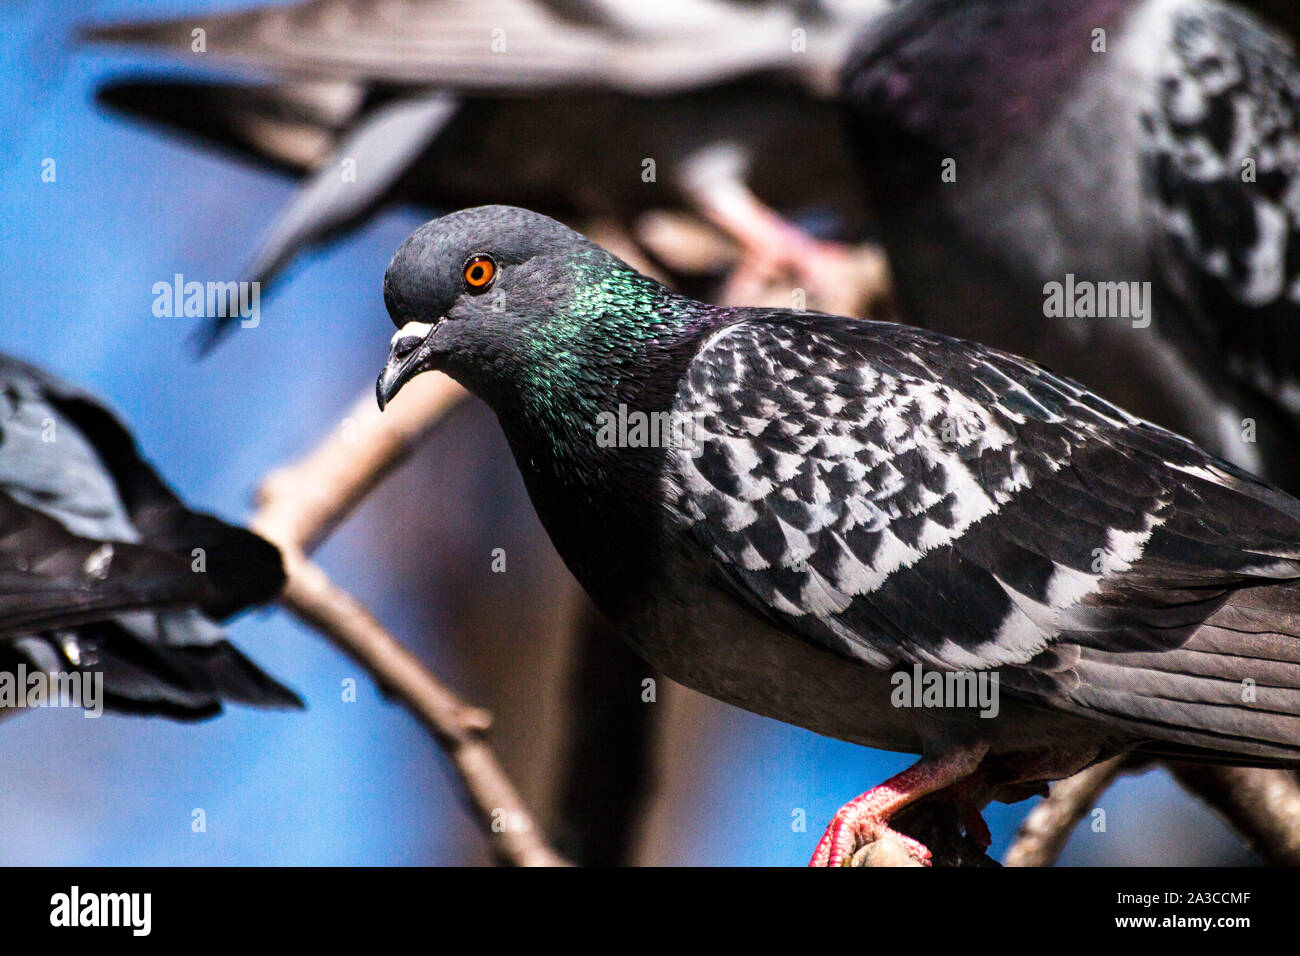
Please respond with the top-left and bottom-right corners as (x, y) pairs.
(378, 205), (623, 410)
(377, 205), (709, 418)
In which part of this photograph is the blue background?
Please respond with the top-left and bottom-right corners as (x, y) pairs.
(0, 0), (1251, 865)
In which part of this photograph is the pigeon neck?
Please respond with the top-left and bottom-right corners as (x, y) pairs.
(479, 266), (726, 615)
(503, 259), (720, 449)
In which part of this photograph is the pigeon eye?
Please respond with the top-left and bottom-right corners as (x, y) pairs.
(463, 254), (496, 291)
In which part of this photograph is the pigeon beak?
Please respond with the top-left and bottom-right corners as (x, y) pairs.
(377, 319), (442, 410)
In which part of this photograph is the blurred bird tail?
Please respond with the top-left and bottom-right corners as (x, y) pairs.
(3, 615), (302, 721)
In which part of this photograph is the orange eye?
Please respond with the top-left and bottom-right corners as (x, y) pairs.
(463, 253), (496, 291)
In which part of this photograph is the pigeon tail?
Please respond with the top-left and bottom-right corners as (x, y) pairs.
(1031, 582), (1300, 766)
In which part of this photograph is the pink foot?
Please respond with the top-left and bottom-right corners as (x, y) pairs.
(809, 801), (933, 867)
(807, 746), (990, 868)
(722, 236), (854, 308)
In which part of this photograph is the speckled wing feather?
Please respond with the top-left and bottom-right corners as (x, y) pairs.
(1144, 2), (1300, 414)
(665, 315), (1300, 760)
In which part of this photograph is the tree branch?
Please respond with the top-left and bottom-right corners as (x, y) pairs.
(252, 374), (568, 866)
(255, 370), (466, 553)
(1003, 756), (1128, 867)
(1167, 764), (1300, 866)
(852, 801), (1000, 867)
(553, 594), (659, 864)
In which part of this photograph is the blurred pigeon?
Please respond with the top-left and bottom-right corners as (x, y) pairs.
(0, 354), (300, 719)
(841, 0), (1300, 492)
(378, 206), (1300, 865)
(84, 0), (888, 350)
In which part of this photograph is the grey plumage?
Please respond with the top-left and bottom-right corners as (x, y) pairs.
(86, 0), (865, 93)
(669, 315), (1300, 764)
(841, 0), (1300, 492)
(0, 354), (300, 719)
(374, 205), (1300, 826)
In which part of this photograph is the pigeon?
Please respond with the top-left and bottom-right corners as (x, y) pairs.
(84, 0), (886, 349)
(0, 354), (300, 719)
(377, 206), (1300, 866)
(840, 0), (1300, 494)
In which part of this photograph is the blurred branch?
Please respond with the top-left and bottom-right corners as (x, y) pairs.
(1168, 764), (1300, 866)
(253, 372), (568, 866)
(1003, 756), (1127, 867)
(256, 370), (466, 552)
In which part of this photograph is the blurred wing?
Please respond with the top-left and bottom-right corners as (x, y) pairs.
(195, 92), (460, 350)
(666, 316), (1300, 758)
(0, 354), (285, 619)
(83, 0), (865, 94)
(94, 77), (365, 174)
(0, 355), (299, 714)
(1144, 4), (1300, 415)
(0, 490), (210, 638)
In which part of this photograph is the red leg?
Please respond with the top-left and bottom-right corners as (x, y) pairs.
(987, 746), (1101, 793)
(943, 773), (994, 851)
(810, 744), (989, 867)
(677, 162), (856, 307)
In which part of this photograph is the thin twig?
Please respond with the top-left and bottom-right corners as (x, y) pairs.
(1003, 756), (1127, 867)
(252, 373), (568, 866)
(256, 370), (466, 552)
(273, 546), (567, 866)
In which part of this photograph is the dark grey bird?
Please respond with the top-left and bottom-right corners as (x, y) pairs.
(840, 0), (1300, 494)
(84, 0), (885, 350)
(378, 205), (1300, 865)
(0, 355), (300, 719)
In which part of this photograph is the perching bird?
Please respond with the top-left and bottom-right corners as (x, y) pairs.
(0, 354), (300, 719)
(378, 206), (1300, 865)
(84, 0), (886, 349)
(840, 0), (1300, 494)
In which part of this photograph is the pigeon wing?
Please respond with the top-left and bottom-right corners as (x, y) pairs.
(82, 0), (857, 94)
(666, 315), (1300, 760)
(1143, 4), (1300, 416)
(1, 355), (287, 617)
(0, 490), (212, 638)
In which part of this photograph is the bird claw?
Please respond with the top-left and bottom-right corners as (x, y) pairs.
(809, 807), (933, 867)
